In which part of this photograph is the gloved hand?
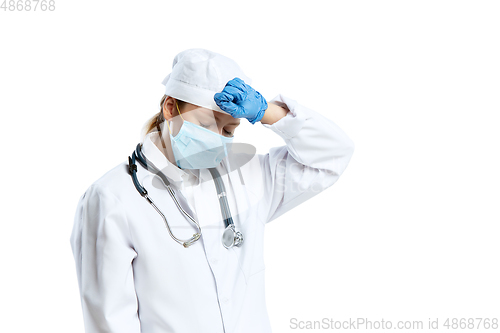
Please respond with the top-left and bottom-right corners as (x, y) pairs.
(214, 77), (268, 124)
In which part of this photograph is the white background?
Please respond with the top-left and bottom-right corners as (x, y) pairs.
(1, 1), (499, 332)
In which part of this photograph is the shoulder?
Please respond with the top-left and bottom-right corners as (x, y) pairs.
(81, 160), (134, 203)
(73, 161), (135, 232)
(93, 160), (130, 189)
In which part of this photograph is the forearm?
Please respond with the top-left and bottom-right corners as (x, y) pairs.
(262, 94), (355, 173)
(260, 102), (289, 125)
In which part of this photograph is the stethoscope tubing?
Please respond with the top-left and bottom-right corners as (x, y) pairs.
(128, 143), (242, 248)
(129, 145), (201, 247)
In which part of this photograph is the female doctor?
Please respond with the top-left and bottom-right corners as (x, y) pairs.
(70, 48), (355, 333)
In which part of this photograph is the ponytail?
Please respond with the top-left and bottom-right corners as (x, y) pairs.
(141, 95), (186, 141)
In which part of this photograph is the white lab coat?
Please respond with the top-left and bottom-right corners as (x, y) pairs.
(69, 94), (355, 333)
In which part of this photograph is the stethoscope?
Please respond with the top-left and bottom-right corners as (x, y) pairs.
(128, 143), (244, 249)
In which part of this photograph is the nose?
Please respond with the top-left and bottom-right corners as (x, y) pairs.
(216, 124), (224, 135)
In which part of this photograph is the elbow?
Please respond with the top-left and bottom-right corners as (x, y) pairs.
(326, 140), (355, 181)
(339, 135), (355, 170)
(345, 139), (355, 162)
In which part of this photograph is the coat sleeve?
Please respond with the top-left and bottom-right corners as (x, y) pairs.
(69, 184), (141, 333)
(257, 94), (355, 224)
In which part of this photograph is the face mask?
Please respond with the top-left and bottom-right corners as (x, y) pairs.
(166, 103), (234, 169)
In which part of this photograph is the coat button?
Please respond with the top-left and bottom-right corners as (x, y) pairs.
(212, 258), (218, 265)
(222, 297), (229, 303)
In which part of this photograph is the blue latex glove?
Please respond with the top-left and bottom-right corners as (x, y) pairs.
(214, 77), (268, 124)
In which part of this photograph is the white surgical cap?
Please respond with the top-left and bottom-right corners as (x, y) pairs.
(161, 48), (252, 114)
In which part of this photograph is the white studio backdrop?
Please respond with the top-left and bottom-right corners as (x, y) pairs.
(1, 1), (499, 332)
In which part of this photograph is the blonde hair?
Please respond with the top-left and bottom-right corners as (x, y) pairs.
(141, 95), (187, 141)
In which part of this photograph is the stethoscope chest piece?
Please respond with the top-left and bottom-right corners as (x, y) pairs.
(222, 224), (244, 249)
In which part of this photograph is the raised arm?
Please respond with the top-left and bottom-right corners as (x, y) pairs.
(257, 94), (355, 223)
(214, 78), (355, 224)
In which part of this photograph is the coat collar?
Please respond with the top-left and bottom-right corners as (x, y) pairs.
(141, 130), (200, 185)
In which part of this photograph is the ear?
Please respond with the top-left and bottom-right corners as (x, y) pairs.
(162, 97), (178, 121)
